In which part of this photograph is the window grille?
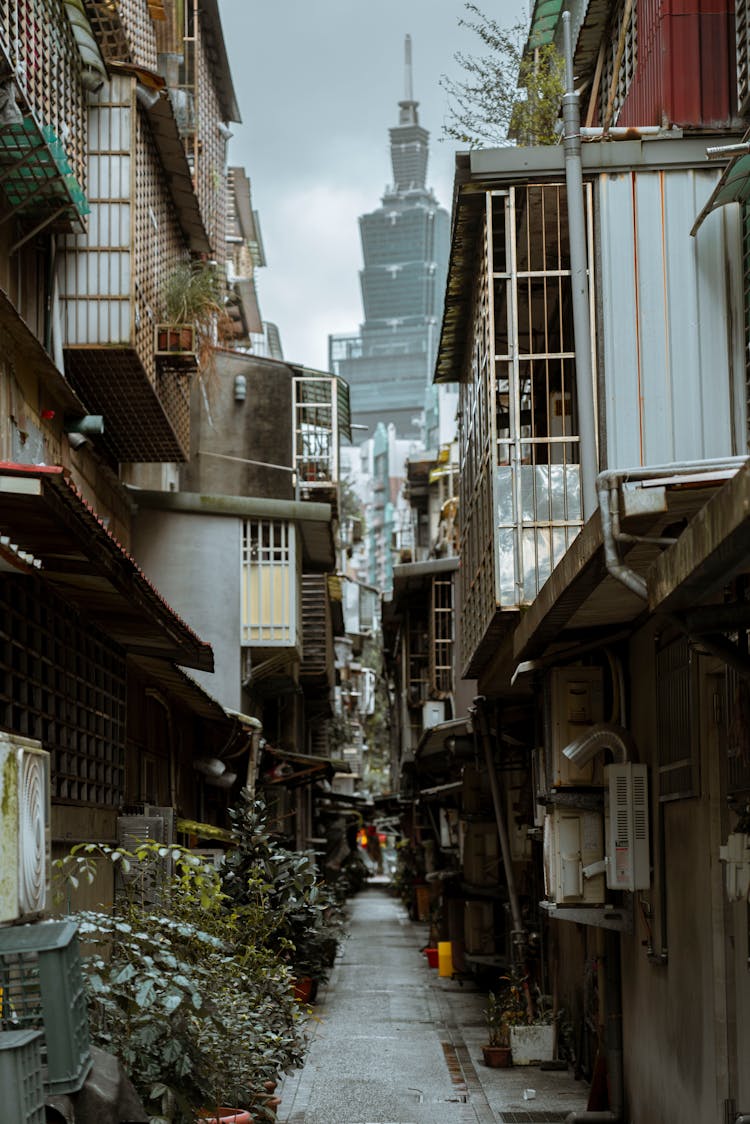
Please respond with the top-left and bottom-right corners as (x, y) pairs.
(241, 519), (298, 647)
(458, 183), (589, 672)
(724, 665), (750, 797)
(0, 575), (125, 807)
(656, 635), (699, 801)
(600, 0), (637, 125)
(430, 574), (454, 697)
(738, 0), (750, 115)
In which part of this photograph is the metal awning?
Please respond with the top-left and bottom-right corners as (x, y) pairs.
(415, 717), (474, 764)
(109, 61), (211, 254)
(0, 464), (214, 670)
(262, 746), (350, 787)
(130, 656), (230, 723)
(0, 288), (84, 413)
(691, 149), (750, 236)
(526, 0), (566, 49)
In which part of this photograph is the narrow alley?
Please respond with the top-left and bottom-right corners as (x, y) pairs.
(279, 886), (588, 1124)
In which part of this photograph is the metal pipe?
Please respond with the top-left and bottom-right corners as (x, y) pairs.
(562, 12), (598, 521)
(471, 697), (526, 954)
(562, 722), (637, 768)
(581, 126), (663, 138)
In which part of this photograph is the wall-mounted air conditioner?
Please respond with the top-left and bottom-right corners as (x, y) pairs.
(116, 810), (173, 903)
(0, 734), (50, 923)
(548, 667), (604, 787)
(604, 763), (650, 891)
(543, 806), (605, 905)
(423, 700), (445, 729)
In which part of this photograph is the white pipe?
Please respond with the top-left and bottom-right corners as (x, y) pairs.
(581, 126), (662, 137)
(597, 458), (749, 601)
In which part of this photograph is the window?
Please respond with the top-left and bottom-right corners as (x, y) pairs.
(241, 519), (299, 647)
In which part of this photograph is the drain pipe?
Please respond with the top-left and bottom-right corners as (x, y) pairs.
(471, 697), (527, 959)
(597, 458), (748, 602)
(562, 11), (598, 521)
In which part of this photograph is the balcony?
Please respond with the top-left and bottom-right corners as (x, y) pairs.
(293, 372), (351, 515)
(300, 573), (334, 697)
(58, 74), (207, 462)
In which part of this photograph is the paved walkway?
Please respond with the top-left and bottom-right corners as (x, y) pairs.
(278, 884), (588, 1124)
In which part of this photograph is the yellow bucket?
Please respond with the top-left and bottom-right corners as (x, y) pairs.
(438, 941), (453, 978)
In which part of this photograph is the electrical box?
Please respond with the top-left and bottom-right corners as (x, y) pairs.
(461, 821), (500, 886)
(543, 806), (605, 905)
(464, 901), (495, 954)
(422, 700), (445, 729)
(0, 734), (50, 924)
(548, 666), (604, 787)
(605, 763), (650, 891)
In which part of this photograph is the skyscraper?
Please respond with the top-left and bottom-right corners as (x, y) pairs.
(329, 37), (450, 442)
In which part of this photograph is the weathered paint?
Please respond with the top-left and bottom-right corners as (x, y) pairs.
(0, 744), (18, 922)
(606, 0), (736, 128)
(598, 163), (745, 469)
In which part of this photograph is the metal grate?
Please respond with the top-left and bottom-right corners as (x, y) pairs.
(656, 635), (699, 801)
(241, 519), (298, 647)
(0, 920), (91, 1095)
(600, 0), (638, 125)
(725, 665), (750, 796)
(0, 574), (126, 807)
(0, 0), (87, 188)
(738, 0), (750, 115)
(430, 574), (454, 697)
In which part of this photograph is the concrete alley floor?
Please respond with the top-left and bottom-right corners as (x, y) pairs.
(278, 884), (589, 1124)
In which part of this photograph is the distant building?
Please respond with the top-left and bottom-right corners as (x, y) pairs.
(329, 36), (450, 441)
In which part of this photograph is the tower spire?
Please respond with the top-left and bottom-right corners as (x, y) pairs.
(404, 34), (414, 102)
(398, 34), (418, 125)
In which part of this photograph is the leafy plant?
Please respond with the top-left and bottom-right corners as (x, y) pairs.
(162, 261), (234, 384)
(55, 840), (304, 1124)
(222, 795), (345, 985)
(440, 4), (565, 148)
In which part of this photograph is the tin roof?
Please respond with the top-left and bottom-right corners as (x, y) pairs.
(0, 464), (214, 671)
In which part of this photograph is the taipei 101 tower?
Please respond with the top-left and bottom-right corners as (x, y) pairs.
(328, 37), (450, 441)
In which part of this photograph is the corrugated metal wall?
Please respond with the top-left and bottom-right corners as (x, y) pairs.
(618, 0), (736, 128)
(598, 164), (745, 468)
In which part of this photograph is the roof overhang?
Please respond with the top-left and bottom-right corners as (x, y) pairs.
(262, 746), (350, 788)
(0, 288), (84, 414)
(109, 61), (211, 254)
(130, 655), (230, 723)
(0, 465), (213, 670)
(128, 488), (335, 571)
(514, 473), (736, 667)
(199, 0), (241, 123)
(649, 461), (750, 614)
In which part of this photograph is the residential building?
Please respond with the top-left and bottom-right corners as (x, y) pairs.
(328, 36), (450, 440)
(398, 3), (750, 1119)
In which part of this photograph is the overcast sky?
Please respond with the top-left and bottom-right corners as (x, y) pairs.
(217, 1), (518, 371)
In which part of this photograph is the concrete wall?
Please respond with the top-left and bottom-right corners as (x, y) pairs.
(183, 350), (295, 501)
(132, 509), (241, 710)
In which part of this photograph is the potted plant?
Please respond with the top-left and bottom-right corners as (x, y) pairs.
(499, 965), (557, 1066)
(481, 990), (512, 1067)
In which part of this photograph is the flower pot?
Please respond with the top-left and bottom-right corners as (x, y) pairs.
(197, 1110), (253, 1123)
(481, 1044), (512, 1068)
(292, 976), (313, 1003)
(509, 1024), (555, 1065)
(424, 947), (439, 969)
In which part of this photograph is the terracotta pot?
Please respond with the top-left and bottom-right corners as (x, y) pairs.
(481, 1044), (512, 1068)
(197, 1110), (253, 1123)
(292, 976), (313, 1002)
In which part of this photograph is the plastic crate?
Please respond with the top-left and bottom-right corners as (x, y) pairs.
(0, 919), (91, 1094)
(0, 1029), (45, 1124)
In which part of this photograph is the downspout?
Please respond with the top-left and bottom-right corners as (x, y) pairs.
(471, 697), (527, 959)
(562, 12), (598, 521)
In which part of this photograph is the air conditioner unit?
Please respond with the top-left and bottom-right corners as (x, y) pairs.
(116, 812), (171, 903)
(0, 734), (50, 923)
(548, 667), (604, 787)
(191, 848), (225, 870)
(543, 806), (605, 905)
(604, 763), (650, 891)
(423, 700), (445, 729)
